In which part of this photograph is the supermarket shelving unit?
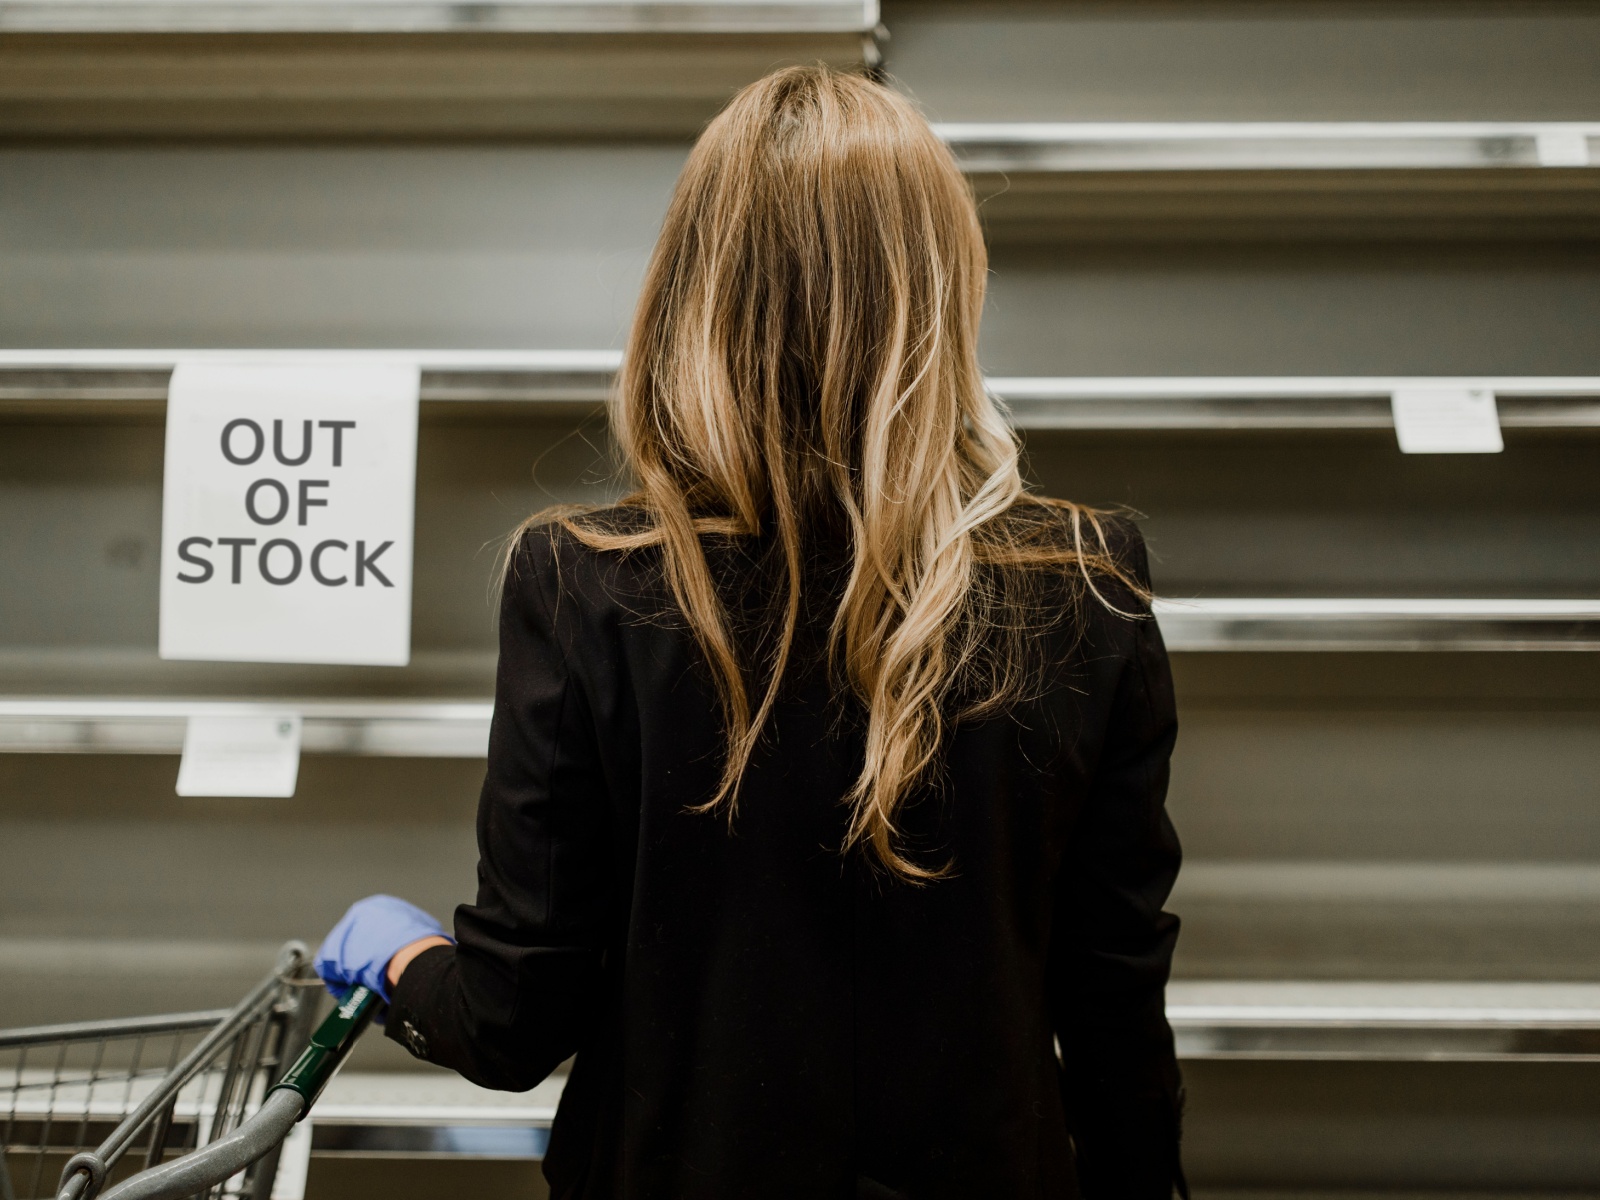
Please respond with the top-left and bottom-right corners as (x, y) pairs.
(0, 0), (882, 138)
(3, 0), (1600, 1192)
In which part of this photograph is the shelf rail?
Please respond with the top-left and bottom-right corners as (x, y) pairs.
(936, 121), (1600, 173)
(4, 600), (1597, 752)
(4, 354), (1600, 431)
(0, 0), (881, 35)
(1166, 982), (1600, 1063)
(990, 377), (1600, 431)
(1151, 597), (1600, 651)
(0, 698), (494, 757)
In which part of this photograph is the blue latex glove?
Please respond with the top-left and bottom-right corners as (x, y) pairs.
(315, 895), (452, 1003)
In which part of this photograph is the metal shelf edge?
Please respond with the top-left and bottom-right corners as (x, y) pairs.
(0, 698), (493, 757)
(0, 0), (880, 36)
(938, 122), (1600, 173)
(6, 362), (1600, 431)
(4, 599), (1599, 751)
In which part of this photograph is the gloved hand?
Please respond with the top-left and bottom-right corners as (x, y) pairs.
(315, 894), (453, 1003)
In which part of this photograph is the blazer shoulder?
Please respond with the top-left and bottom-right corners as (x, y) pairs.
(505, 507), (666, 621)
(1051, 510), (1158, 663)
(1093, 511), (1155, 604)
(1012, 503), (1153, 616)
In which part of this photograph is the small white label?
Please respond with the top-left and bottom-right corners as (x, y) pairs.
(1391, 387), (1503, 454)
(176, 714), (302, 798)
(1536, 129), (1591, 168)
(159, 359), (420, 667)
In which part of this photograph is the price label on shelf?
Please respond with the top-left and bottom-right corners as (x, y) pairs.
(1390, 387), (1504, 455)
(176, 713), (302, 798)
(159, 359), (420, 666)
(1535, 129), (1591, 168)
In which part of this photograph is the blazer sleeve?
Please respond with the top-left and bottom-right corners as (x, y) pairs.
(385, 528), (613, 1091)
(1048, 533), (1186, 1199)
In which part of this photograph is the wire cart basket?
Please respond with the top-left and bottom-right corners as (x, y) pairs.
(0, 942), (375, 1200)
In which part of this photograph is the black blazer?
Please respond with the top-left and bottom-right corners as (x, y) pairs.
(386, 513), (1185, 1200)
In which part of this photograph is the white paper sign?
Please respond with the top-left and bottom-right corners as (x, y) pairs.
(176, 713), (302, 798)
(160, 360), (419, 665)
(1391, 387), (1503, 454)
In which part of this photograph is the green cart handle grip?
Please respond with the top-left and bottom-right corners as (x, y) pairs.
(268, 985), (379, 1117)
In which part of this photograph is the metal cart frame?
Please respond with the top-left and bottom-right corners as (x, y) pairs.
(1, 942), (375, 1200)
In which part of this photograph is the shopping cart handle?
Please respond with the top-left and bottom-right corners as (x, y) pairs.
(92, 1091), (304, 1200)
(77, 980), (377, 1200)
(268, 985), (380, 1114)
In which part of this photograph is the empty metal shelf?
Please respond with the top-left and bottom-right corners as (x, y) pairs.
(4, 600), (1596, 753)
(992, 377), (1600, 431)
(305, 996), (1600, 1142)
(1154, 598), (1600, 651)
(5, 354), (1600, 432)
(0, 0), (879, 34)
(242, 997), (1600, 1163)
(0, 698), (493, 757)
(937, 122), (1600, 240)
(938, 122), (1600, 174)
(150, 988), (1600, 1179)
(0, 349), (621, 418)
(0, 2), (879, 138)
(1167, 981), (1600, 1063)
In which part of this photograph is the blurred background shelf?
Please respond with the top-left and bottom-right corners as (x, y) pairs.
(246, 995), (1600, 1194)
(306, 1069), (561, 1156)
(1152, 598), (1600, 652)
(100, 981), (1600, 1165)
(0, 350), (622, 419)
(5, 599), (1595, 753)
(0, 0), (880, 35)
(941, 122), (1600, 241)
(993, 377), (1600, 431)
(0, 0), (880, 139)
(0, 697), (493, 755)
(1171, 860), (1600, 984)
(15, 985), (1600, 1200)
(1169, 981), (1600, 1063)
(7, 355), (1600, 432)
(940, 122), (1600, 174)
(4, 1), (1599, 1195)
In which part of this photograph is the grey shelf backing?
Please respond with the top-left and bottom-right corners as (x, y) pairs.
(0, 0), (879, 34)
(4, 354), (1600, 432)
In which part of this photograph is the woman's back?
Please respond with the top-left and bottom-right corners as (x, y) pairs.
(322, 63), (1186, 1200)
(383, 512), (1184, 1199)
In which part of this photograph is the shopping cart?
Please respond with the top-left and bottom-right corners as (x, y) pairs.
(0, 942), (376, 1200)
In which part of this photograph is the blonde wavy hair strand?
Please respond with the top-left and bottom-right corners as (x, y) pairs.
(524, 65), (1142, 880)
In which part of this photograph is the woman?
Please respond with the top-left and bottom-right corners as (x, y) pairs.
(317, 65), (1185, 1200)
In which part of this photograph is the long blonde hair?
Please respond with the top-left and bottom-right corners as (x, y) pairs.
(537, 65), (1139, 879)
